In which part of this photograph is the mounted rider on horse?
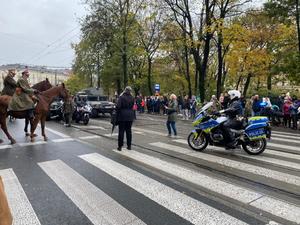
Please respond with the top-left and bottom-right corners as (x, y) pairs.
(7, 70), (39, 120)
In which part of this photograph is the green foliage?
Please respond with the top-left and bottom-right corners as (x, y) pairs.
(65, 74), (88, 95)
(71, 0), (300, 99)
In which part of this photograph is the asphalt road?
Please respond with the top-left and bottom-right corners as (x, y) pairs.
(0, 113), (299, 225)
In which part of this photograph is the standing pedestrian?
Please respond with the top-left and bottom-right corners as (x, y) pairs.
(182, 95), (190, 120)
(290, 100), (299, 130)
(165, 94), (178, 137)
(283, 99), (292, 128)
(1, 69), (17, 96)
(252, 95), (261, 116)
(63, 96), (74, 127)
(116, 86), (135, 151)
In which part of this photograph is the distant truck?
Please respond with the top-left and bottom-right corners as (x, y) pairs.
(75, 91), (115, 118)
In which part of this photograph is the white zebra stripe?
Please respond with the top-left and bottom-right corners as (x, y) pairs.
(149, 142), (300, 186)
(0, 169), (41, 225)
(80, 153), (249, 225)
(113, 149), (262, 203)
(38, 160), (146, 225)
(271, 136), (300, 144)
(113, 149), (300, 224)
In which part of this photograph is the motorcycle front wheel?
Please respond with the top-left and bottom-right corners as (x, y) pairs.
(83, 116), (89, 125)
(242, 138), (266, 155)
(187, 132), (208, 151)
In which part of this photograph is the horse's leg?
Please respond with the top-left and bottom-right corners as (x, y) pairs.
(24, 118), (30, 136)
(0, 117), (16, 144)
(30, 115), (40, 142)
(41, 115), (47, 141)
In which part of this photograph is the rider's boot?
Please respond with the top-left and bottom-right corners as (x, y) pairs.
(27, 109), (34, 120)
(225, 133), (237, 149)
(0, 139), (3, 144)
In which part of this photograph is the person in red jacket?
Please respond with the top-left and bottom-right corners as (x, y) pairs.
(283, 99), (292, 128)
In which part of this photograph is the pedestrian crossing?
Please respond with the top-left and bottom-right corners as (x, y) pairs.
(1, 121), (300, 225)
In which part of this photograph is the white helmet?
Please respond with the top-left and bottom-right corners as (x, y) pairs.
(228, 90), (241, 100)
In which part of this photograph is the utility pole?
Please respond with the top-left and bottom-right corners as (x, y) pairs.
(55, 70), (57, 85)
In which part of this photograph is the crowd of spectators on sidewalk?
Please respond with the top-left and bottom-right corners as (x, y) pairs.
(133, 92), (300, 130)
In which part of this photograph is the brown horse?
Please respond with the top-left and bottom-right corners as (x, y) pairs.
(0, 84), (68, 144)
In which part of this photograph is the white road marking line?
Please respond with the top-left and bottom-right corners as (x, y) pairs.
(45, 127), (70, 138)
(272, 133), (300, 140)
(80, 153), (249, 225)
(0, 145), (12, 150)
(272, 130), (300, 137)
(73, 125), (107, 130)
(114, 149), (300, 223)
(271, 136), (300, 144)
(266, 150), (300, 161)
(91, 119), (182, 138)
(79, 135), (100, 140)
(51, 138), (74, 143)
(104, 133), (118, 137)
(267, 142), (300, 152)
(250, 196), (300, 224)
(18, 141), (47, 147)
(38, 160), (146, 225)
(174, 139), (300, 161)
(0, 169), (41, 225)
(149, 142), (300, 186)
(114, 149), (262, 203)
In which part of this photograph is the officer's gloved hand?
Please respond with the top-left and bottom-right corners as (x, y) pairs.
(212, 111), (221, 117)
(33, 89), (40, 94)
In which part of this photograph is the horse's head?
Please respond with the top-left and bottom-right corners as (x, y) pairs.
(32, 79), (53, 92)
(58, 83), (69, 100)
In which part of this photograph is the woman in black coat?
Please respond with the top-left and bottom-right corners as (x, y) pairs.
(116, 86), (135, 151)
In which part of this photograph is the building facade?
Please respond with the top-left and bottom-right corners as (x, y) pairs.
(0, 65), (70, 91)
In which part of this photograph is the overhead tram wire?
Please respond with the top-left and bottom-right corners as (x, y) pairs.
(0, 32), (48, 46)
(31, 32), (80, 64)
(25, 25), (80, 64)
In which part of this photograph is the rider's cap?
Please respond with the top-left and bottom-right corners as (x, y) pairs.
(22, 69), (29, 75)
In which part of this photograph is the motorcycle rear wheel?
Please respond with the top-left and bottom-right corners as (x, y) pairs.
(187, 132), (208, 151)
(242, 138), (266, 155)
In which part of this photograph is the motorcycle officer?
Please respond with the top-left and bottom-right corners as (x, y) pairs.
(218, 90), (243, 149)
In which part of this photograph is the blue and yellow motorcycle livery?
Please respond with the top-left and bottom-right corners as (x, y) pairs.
(187, 102), (271, 155)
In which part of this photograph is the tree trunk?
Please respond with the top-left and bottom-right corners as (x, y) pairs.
(199, 34), (212, 102)
(147, 56), (153, 96)
(267, 73), (272, 91)
(235, 75), (242, 90)
(183, 18), (192, 98)
(243, 73), (252, 97)
(117, 79), (122, 95)
(216, 33), (223, 99)
(296, 0), (300, 53)
(122, 30), (128, 88)
(256, 78), (260, 91)
(97, 51), (100, 88)
(194, 67), (198, 95)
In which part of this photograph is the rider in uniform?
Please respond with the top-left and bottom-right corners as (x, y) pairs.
(221, 90), (243, 149)
(1, 69), (17, 96)
(8, 70), (38, 119)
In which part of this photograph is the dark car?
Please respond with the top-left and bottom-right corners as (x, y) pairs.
(85, 95), (115, 118)
(46, 98), (64, 121)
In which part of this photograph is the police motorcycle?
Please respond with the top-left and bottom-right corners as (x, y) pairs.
(73, 102), (92, 125)
(187, 102), (271, 155)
